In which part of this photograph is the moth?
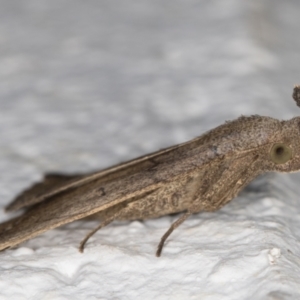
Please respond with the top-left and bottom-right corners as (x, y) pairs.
(1, 86), (300, 257)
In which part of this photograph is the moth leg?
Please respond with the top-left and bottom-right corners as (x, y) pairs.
(79, 212), (120, 253)
(156, 211), (192, 257)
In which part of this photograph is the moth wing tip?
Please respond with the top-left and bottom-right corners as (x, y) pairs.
(4, 202), (20, 212)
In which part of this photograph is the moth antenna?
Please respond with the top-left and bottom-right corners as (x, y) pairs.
(156, 211), (191, 257)
(292, 85), (300, 107)
(79, 213), (120, 253)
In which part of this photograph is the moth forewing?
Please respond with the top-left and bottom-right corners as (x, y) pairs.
(5, 134), (218, 213)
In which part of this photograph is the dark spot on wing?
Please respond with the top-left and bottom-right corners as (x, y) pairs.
(98, 187), (106, 196)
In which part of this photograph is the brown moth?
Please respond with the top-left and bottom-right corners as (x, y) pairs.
(1, 86), (300, 257)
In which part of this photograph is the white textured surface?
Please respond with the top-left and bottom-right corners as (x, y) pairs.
(1, 1), (300, 299)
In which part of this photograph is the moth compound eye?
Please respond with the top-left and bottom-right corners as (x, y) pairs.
(270, 143), (292, 164)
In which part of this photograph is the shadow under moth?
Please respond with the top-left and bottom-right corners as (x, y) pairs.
(1, 86), (300, 257)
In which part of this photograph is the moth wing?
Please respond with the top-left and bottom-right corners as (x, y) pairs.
(5, 173), (84, 212)
(0, 148), (262, 251)
(0, 175), (162, 251)
(207, 152), (261, 209)
(5, 136), (203, 212)
(6, 115), (274, 213)
(1, 115), (277, 251)
(1, 140), (201, 250)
